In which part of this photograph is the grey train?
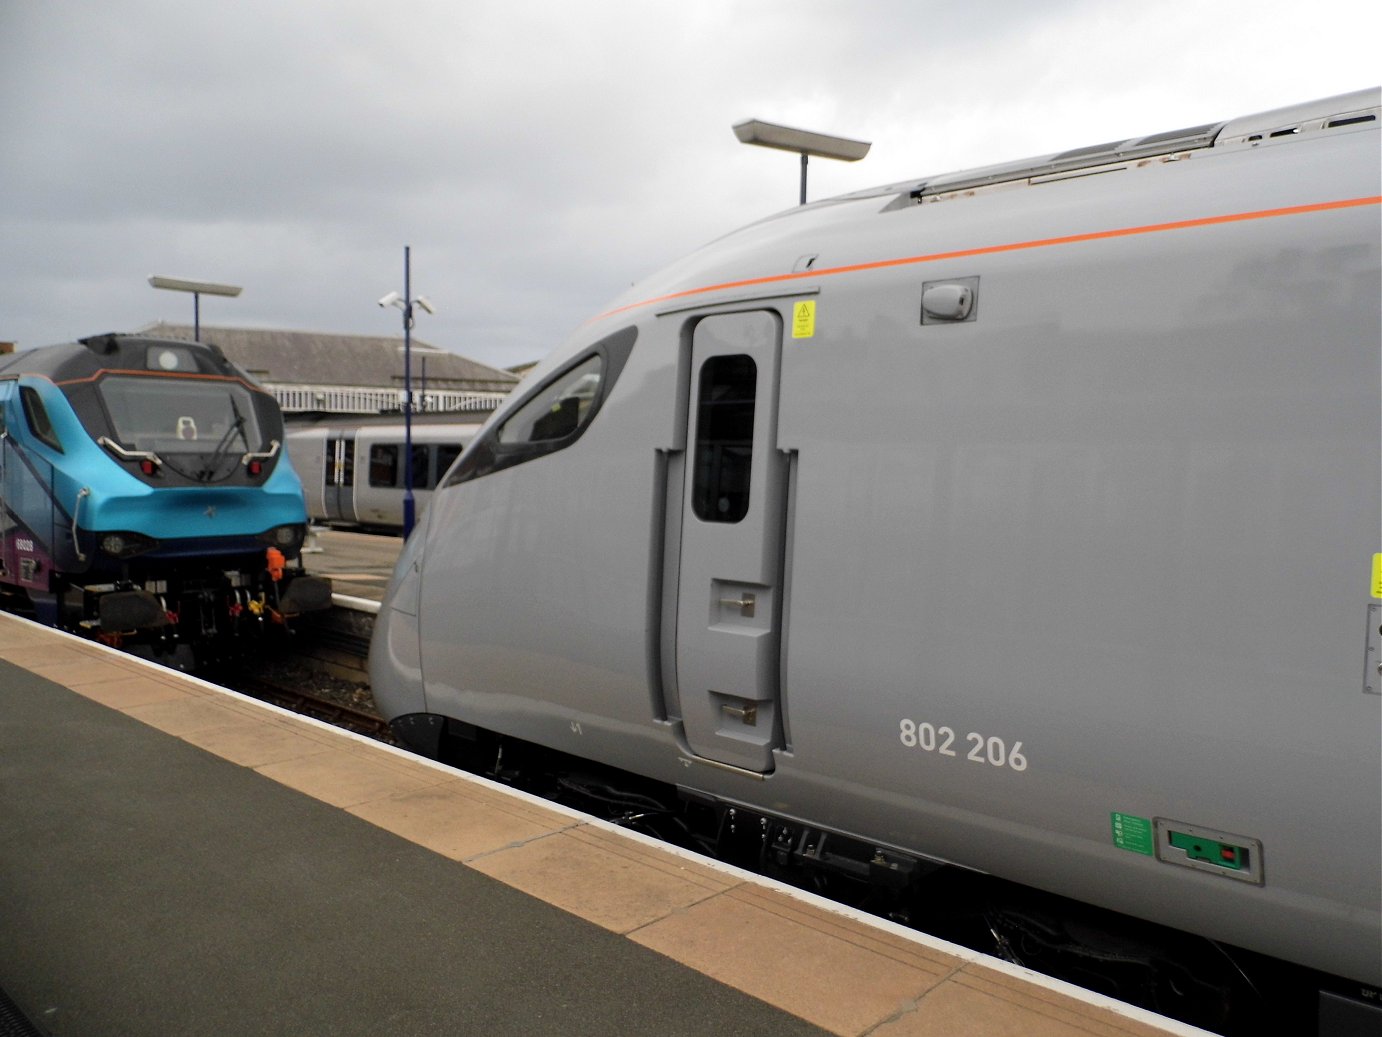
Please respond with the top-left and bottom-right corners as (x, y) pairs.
(371, 90), (1381, 1032)
(285, 415), (485, 531)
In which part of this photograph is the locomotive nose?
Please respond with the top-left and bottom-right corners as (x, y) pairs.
(370, 512), (431, 746)
(85, 484), (308, 547)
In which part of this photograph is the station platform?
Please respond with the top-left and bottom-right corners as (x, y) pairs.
(0, 613), (1205, 1037)
(301, 527), (400, 608)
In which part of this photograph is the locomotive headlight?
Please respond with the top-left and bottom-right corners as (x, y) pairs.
(100, 531), (159, 559)
(257, 524), (305, 552)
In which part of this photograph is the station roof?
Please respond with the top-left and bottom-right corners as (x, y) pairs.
(137, 322), (521, 393)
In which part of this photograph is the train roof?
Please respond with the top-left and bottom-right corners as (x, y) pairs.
(0, 333), (257, 385)
(798, 87), (1379, 212)
(579, 87), (1378, 342)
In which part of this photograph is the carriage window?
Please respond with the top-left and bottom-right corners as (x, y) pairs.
(21, 387), (63, 452)
(691, 354), (756, 523)
(368, 444), (398, 487)
(369, 443), (436, 488)
(497, 355), (603, 446)
(411, 443), (431, 489)
(435, 443), (463, 476)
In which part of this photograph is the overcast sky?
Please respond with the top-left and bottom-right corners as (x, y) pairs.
(1, 1), (1376, 371)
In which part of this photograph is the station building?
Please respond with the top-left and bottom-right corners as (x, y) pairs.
(137, 322), (521, 417)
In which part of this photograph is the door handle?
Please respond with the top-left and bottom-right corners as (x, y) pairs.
(721, 702), (758, 726)
(718, 592), (756, 617)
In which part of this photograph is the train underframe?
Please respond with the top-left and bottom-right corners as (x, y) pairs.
(4, 553), (332, 670)
(411, 716), (1377, 1037)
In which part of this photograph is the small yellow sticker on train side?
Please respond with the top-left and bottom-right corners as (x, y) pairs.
(1373, 554), (1382, 598)
(792, 300), (816, 339)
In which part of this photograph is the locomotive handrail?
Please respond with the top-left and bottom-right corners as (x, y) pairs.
(72, 486), (91, 562)
(97, 436), (163, 468)
(97, 434), (279, 473)
(240, 439), (280, 466)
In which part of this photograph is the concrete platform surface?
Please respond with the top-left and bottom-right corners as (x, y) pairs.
(0, 614), (1206, 1037)
(301, 528), (400, 606)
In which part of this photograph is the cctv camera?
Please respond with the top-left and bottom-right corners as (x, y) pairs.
(414, 295), (436, 315)
(378, 291), (402, 308)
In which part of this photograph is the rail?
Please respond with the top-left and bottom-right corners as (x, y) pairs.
(232, 672), (395, 743)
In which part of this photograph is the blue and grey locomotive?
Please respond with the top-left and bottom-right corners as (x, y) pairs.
(0, 332), (330, 662)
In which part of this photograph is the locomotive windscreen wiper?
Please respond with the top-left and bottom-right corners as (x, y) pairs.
(196, 398), (249, 482)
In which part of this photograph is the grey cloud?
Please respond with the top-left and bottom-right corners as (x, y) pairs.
(0, 0), (1374, 368)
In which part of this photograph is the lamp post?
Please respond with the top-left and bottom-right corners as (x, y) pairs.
(378, 246), (435, 539)
(731, 119), (871, 205)
(148, 276), (242, 341)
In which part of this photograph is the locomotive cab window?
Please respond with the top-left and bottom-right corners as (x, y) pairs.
(96, 376), (263, 455)
(442, 325), (637, 487)
(497, 355), (603, 446)
(20, 387), (63, 452)
(691, 354), (756, 523)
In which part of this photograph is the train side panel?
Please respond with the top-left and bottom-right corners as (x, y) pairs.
(767, 128), (1380, 982)
(285, 427), (330, 521)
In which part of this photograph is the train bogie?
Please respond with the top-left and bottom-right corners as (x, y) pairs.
(371, 89), (1382, 1029)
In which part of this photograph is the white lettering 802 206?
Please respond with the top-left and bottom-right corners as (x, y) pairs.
(898, 719), (1028, 772)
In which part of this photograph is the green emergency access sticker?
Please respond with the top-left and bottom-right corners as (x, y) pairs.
(1111, 812), (1155, 855)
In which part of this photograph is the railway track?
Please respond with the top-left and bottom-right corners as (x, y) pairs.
(230, 672), (397, 744)
(297, 619), (372, 660)
(216, 604), (397, 743)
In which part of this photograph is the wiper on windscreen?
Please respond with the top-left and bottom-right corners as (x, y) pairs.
(196, 397), (249, 482)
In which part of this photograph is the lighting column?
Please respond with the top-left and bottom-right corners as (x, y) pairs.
(731, 119), (871, 205)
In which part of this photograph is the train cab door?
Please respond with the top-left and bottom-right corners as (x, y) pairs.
(670, 310), (787, 773)
(324, 433), (355, 523)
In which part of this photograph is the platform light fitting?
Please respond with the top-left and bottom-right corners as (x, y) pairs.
(148, 275), (243, 341)
(148, 276), (243, 298)
(732, 119), (871, 205)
